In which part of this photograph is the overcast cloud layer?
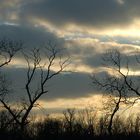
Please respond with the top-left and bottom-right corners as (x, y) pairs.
(0, 0), (140, 110)
(9, 0), (140, 28)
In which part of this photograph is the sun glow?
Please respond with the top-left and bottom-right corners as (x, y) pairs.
(38, 94), (104, 110)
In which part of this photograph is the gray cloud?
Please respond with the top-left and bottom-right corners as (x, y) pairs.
(0, 24), (64, 47)
(2, 67), (94, 101)
(3, 66), (140, 103)
(1, 0), (140, 113)
(83, 50), (140, 71)
(19, 0), (140, 28)
(0, 24), (139, 72)
(0, 24), (67, 61)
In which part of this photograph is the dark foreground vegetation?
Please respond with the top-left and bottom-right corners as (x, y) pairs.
(0, 39), (140, 140)
(0, 109), (140, 140)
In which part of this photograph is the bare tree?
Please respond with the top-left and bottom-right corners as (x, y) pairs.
(78, 107), (97, 135)
(91, 50), (133, 135)
(63, 108), (76, 134)
(0, 38), (22, 96)
(0, 38), (21, 97)
(0, 38), (21, 68)
(0, 42), (69, 131)
(0, 39), (21, 132)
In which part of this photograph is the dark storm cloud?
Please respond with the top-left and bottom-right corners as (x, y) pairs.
(0, 24), (67, 60)
(3, 67), (94, 101)
(2, 59), (139, 114)
(3, 66), (140, 102)
(0, 24), (64, 47)
(46, 72), (94, 100)
(19, 0), (140, 28)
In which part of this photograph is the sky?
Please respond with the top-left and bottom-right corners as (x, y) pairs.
(1, 0), (140, 114)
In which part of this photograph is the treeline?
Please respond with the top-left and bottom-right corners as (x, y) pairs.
(0, 108), (140, 140)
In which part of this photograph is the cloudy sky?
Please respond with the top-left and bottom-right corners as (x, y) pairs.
(1, 0), (140, 114)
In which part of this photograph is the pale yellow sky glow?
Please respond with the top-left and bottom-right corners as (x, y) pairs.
(31, 18), (140, 38)
(32, 94), (140, 118)
(38, 94), (103, 111)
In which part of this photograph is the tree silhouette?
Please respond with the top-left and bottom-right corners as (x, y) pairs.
(0, 39), (21, 68)
(91, 50), (134, 135)
(0, 42), (69, 132)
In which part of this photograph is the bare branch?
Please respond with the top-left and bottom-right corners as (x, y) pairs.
(0, 39), (22, 67)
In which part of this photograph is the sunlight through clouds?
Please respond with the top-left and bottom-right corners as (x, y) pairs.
(1, 0), (140, 113)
